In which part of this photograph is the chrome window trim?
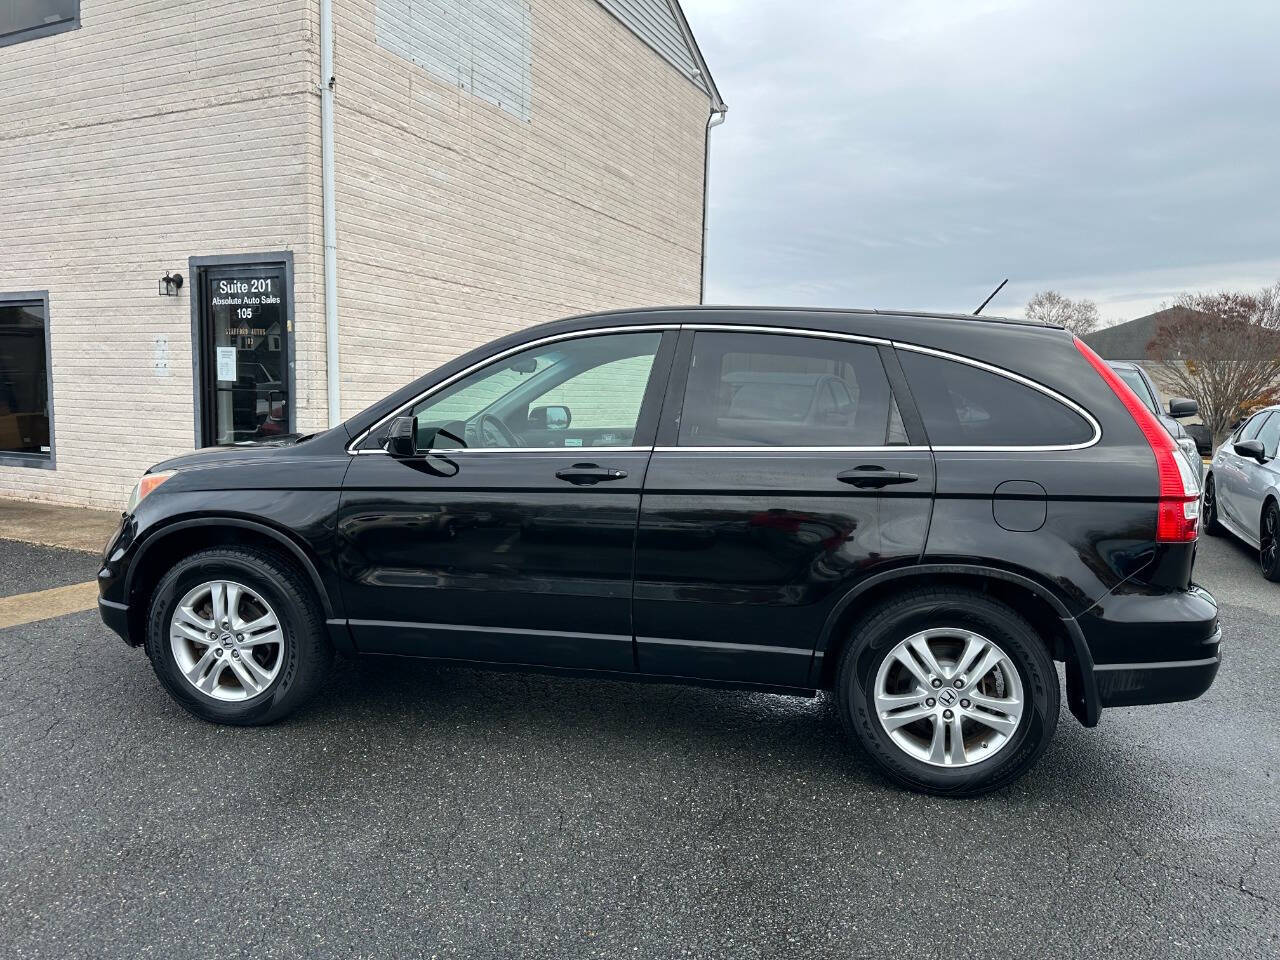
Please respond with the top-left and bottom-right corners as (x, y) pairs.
(653, 445), (930, 454)
(889, 341), (1103, 452)
(351, 445), (653, 456)
(347, 320), (1102, 457)
(345, 324), (677, 453)
(683, 322), (890, 346)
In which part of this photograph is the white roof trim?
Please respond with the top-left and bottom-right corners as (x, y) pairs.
(665, 0), (726, 113)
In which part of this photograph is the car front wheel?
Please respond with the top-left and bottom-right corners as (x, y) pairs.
(1202, 474), (1223, 536)
(836, 588), (1059, 796)
(1262, 501), (1280, 582)
(144, 547), (332, 725)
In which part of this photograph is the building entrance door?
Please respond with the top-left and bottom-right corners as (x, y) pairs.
(195, 259), (292, 447)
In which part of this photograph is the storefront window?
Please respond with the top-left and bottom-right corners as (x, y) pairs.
(0, 1), (79, 48)
(0, 294), (53, 465)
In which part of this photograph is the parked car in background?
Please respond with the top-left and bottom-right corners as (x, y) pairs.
(1107, 361), (1202, 473)
(1184, 423), (1213, 457)
(98, 307), (1219, 796)
(1203, 405), (1280, 581)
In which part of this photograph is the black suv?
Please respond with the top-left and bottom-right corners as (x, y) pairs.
(98, 307), (1220, 795)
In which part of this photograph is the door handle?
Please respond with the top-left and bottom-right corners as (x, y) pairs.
(555, 463), (629, 486)
(837, 465), (919, 488)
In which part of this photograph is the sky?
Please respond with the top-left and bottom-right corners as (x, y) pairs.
(680, 0), (1280, 325)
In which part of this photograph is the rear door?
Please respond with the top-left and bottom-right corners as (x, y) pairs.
(633, 328), (935, 687)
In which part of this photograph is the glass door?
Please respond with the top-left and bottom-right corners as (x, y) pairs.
(197, 263), (291, 446)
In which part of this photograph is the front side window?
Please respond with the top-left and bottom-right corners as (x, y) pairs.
(0, 295), (52, 464)
(677, 332), (907, 447)
(393, 332), (662, 450)
(0, 0), (78, 47)
(1253, 413), (1279, 458)
(1237, 411), (1270, 443)
(899, 349), (1094, 448)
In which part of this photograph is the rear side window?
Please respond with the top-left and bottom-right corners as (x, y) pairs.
(678, 332), (907, 447)
(898, 349), (1094, 448)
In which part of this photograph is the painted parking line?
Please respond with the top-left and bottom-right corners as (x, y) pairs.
(0, 581), (99, 629)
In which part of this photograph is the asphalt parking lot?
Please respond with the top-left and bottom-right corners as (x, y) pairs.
(0, 535), (1276, 960)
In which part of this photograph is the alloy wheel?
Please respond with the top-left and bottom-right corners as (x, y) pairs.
(1203, 477), (1217, 527)
(169, 580), (284, 702)
(873, 628), (1025, 767)
(1263, 505), (1279, 577)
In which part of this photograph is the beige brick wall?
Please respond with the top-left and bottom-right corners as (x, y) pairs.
(0, 0), (711, 507)
(0, 1), (324, 508)
(330, 0), (711, 414)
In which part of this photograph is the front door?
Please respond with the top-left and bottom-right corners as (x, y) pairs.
(339, 329), (676, 669)
(634, 329), (935, 687)
(1219, 411), (1270, 531)
(195, 260), (292, 446)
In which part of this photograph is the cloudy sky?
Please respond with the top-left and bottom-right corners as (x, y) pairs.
(680, 0), (1280, 324)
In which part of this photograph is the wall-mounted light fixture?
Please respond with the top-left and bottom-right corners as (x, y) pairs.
(159, 272), (184, 296)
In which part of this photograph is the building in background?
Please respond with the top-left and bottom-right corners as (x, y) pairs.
(1082, 308), (1207, 417)
(0, 0), (723, 507)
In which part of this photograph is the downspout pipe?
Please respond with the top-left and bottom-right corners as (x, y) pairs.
(320, 0), (340, 426)
(700, 106), (726, 304)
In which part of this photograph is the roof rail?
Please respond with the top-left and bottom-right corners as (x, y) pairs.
(567, 304), (1059, 329)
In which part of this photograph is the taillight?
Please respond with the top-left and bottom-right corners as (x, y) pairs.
(1074, 338), (1201, 542)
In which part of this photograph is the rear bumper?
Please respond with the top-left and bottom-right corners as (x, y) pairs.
(1093, 632), (1222, 708)
(1080, 583), (1221, 709)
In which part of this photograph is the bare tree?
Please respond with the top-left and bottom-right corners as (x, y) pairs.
(1024, 290), (1100, 335)
(1147, 284), (1280, 444)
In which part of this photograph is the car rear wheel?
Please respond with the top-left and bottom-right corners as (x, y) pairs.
(1261, 502), (1280, 582)
(836, 588), (1059, 796)
(1202, 474), (1223, 536)
(144, 547), (332, 725)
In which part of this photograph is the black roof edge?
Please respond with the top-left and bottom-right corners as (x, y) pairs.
(556, 304), (1063, 330)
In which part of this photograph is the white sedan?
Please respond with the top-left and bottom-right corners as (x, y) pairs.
(1203, 405), (1280, 581)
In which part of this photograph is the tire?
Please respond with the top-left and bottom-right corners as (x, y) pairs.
(1261, 501), (1280, 583)
(835, 588), (1059, 797)
(1202, 474), (1223, 536)
(144, 546), (332, 725)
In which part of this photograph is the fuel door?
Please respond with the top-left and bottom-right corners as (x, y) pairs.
(993, 480), (1047, 532)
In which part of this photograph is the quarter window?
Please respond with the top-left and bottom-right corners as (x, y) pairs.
(898, 349), (1093, 448)
(677, 332), (906, 447)
(394, 332), (663, 450)
(0, 294), (53, 465)
(0, 1), (78, 47)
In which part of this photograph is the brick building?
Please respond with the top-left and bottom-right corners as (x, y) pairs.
(0, 0), (723, 507)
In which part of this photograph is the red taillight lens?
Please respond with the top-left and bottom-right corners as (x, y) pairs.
(1074, 338), (1200, 542)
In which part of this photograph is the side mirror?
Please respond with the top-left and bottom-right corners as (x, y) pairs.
(386, 416), (418, 458)
(415, 419), (467, 450)
(1168, 398), (1198, 418)
(528, 404), (571, 431)
(1233, 438), (1267, 463)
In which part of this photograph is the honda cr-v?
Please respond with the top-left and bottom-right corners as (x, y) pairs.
(98, 307), (1220, 795)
